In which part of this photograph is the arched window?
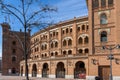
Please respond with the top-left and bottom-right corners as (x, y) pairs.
(101, 0), (106, 7)
(63, 51), (66, 55)
(85, 49), (89, 53)
(55, 52), (58, 56)
(55, 42), (58, 47)
(35, 56), (37, 59)
(79, 49), (83, 54)
(37, 47), (39, 51)
(78, 37), (83, 44)
(66, 28), (69, 33)
(12, 56), (16, 62)
(37, 55), (39, 58)
(41, 54), (44, 57)
(100, 13), (107, 24)
(86, 25), (89, 31)
(82, 25), (85, 31)
(12, 68), (16, 74)
(12, 49), (16, 54)
(45, 44), (47, 50)
(77, 27), (80, 31)
(45, 35), (47, 39)
(41, 45), (44, 50)
(12, 41), (16, 45)
(70, 28), (72, 33)
(35, 48), (37, 52)
(62, 30), (65, 34)
(101, 31), (107, 42)
(63, 40), (67, 46)
(51, 42), (54, 48)
(108, 0), (113, 6)
(51, 52), (54, 56)
(84, 36), (89, 44)
(53, 32), (55, 36)
(50, 33), (52, 37)
(45, 53), (47, 57)
(93, 0), (99, 8)
(68, 50), (72, 55)
(43, 35), (45, 39)
(56, 32), (58, 36)
(68, 39), (72, 46)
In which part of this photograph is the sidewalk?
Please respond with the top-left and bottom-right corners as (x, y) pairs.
(0, 76), (75, 80)
(0, 74), (79, 80)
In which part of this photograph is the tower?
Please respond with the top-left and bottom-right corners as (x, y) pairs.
(1, 22), (30, 75)
(1, 23), (11, 75)
(87, 0), (120, 80)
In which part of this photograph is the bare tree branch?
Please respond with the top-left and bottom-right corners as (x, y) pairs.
(0, 3), (24, 26)
(26, 10), (43, 23)
(5, 4), (23, 16)
(24, 0), (32, 14)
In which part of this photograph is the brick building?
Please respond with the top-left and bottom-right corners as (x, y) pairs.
(19, 0), (119, 80)
(1, 23), (30, 75)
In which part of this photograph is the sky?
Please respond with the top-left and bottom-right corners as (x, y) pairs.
(0, 0), (88, 57)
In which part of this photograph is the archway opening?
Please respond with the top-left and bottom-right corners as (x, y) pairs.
(56, 62), (65, 78)
(42, 63), (49, 78)
(12, 68), (16, 74)
(32, 64), (37, 77)
(21, 66), (23, 76)
(74, 61), (86, 79)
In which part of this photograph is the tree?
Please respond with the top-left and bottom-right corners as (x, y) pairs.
(0, 0), (57, 80)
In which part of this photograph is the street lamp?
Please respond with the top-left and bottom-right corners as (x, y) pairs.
(102, 44), (120, 80)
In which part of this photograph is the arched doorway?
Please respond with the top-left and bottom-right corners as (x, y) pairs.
(21, 66), (23, 76)
(74, 61), (86, 79)
(42, 63), (49, 78)
(32, 64), (37, 77)
(12, 68), (16, 74)
(56, 62), (65, 78)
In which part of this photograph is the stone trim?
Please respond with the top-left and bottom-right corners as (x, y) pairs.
(65, 75), (74, 79)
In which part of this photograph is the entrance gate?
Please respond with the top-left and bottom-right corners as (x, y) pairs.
(99, 66), (110, 80)
(32, 64), (37, 77)
(42, 63), (49, 78)
(56, 62), (65, 78)
(74, 61), (86, 79)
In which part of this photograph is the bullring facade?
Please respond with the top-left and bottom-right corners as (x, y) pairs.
(20, 16), (89, 79)
(20, 0), (120, 80)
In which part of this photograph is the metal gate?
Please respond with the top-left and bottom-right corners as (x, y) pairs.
(56, 62), (65, 78)
(42, 69), (48, 78)
(56, 69), (65, 78)
(32, 71), (37, 77)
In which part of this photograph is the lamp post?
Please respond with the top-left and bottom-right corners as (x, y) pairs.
(102, 44), (120, 80)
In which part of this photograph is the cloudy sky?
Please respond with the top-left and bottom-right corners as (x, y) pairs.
(0, 0), (88, 57)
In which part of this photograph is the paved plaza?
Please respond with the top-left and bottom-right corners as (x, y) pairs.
(0, 73), (82, 80)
